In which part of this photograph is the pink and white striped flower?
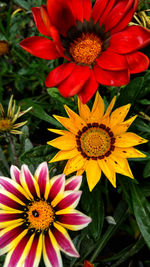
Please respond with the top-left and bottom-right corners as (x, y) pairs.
(0, 162), (91, 267)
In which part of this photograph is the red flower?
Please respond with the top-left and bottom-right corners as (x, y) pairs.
(20, 0), (150, 103)
(84, 260), (94, 267)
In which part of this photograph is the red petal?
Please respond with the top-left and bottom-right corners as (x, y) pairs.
(78, 69), (98, 104)
(58, 65), (90, 97)
(0, 225), (22, 250)
(45, 63), (76, 88)
(126, 51), (149, 74)
(32, 7), (51, 36)
(81, 0), (91, 21)
(110, 26), (150, 54)
(94, 65), (130, 86)
(103, 0), (137, 32)
(24, 235), (41, 267)
(91, 0), (109, 23)
(98, 0), (116, 25)
(70, 0), (83, 22)
(0, 192), (24, 210)
(96, 50), (128, 70)
(111, 0), (138, 34)
(47, 0), (75, 36)
(20, 36), (60, 59)
(48, 26), (66, 58)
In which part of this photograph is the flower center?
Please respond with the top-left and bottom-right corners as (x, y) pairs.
(0, 119), (11, 131)
(27, 200), (54, 231)
(76, 123), (115, 160)
(69, 33), (102, 65)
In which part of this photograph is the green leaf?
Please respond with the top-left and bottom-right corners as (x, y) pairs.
(143, 161), (150, 178)
(131, 183), (150, 249)
(13, 0), (30, 10)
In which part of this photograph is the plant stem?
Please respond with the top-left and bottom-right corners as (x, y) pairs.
(7, 134), (20, 167)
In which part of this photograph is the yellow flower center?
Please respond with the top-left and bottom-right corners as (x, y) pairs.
(27, 200), (54, 231)
(69, 33), (102, 65)
(76, 123), (115, 160)
(0, 118), (11, 131)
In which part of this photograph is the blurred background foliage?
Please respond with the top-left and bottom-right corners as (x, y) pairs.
(0, 0), (150, 266)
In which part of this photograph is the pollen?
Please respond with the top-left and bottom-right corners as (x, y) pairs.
(69, 33), (102, 65)
(0, 119), (11, 131)
(27, 200), (54, 231)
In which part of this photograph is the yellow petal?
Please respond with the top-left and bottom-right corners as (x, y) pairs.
(113, 147), (147, 158)
(78, 97), (90, 122)
(112, 115), (137, 135)
(115, 132), (148, 147)
(48, 128), (68, 135)
(47, 132), (76, 150)
(90, 92), (104, 121)
(64, 105), (86, 129)
(53, 115), (78, 134)
(109, 154), (134, 179)
(85, 159), (101, 191)
(98, 158), (116, 187)
(76, 169), (85, 176)
(16, 233), (35, 266)
(64, 154), (86, 176)
(104, 96), (116, 117)
(110, 104), (131, 127)
(49, 148), (79, 163)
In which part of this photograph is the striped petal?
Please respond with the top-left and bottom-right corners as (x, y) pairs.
(64, 155), (86, 176)
(24, 234), (42, 267)
(115, 133), (148, 147)
(52, 222), (79, 257)
(10, 165), (21, 185)
(43, 229), (63, 267)
(4, 232), (34, 267)
(65, 175), (82, 191)
(0, 176), (29, 202)
(20, 165), (40, 199)
(0, 210), (23, 228)
(0, 190), (25, 211)
(98, 158), (116, 187)
(34, 162), (50, 199)
(48, 174), (65, 207)
(0, 224), (27, 256)
(55, 191), (82, 210)
(57, 210), (92, 230)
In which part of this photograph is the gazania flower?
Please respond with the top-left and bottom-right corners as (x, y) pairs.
(0, 162), (91, 266)
(48, 92), (147, 191)
(0, 95), (32, 135)
(20, 0), (150, 103)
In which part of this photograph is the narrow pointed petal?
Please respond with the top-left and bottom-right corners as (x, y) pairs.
(47, 0), (75, 36)
(49, 148), (79, 163)
(4, 232), (34, 267)
(0, 210), (23, 228)
(45, 63), (75, 88)
(114, 147), (146, 159)
(48, 174), (65, 207)
(70, 0), (83, 22)
(24, 234), (42, 267)
(110, 104), (131, 127)
(78, 70), (99, 104)
(0, 176), (29, 202)
(91, 92), (105, 122)
(53, 115), (78, 135)
(78, 98), (91, 122)
(57, 210), (91, 230)
(98, 158), (116, 187)
(47, 133), (76, 150)
(10, 165), (21, 185)
(0, 190), (25, 210)
(85, 160), (101, 191)
(81, 0), (91, 21)
(32, 7), (51, 36)
(64, 155), (86, 176)
(20, 37), (60, 59)
(64, 105), (87, 129)
(104, 96), (116, 117)
(115, 133), (148, 147)
(65, 176), (82, 191)
(92, 0), (115, 23)
(0, 225), (27, 256)
(97, 51), (128, 70)
(48, 128), (67, 136)
(55, 191), (82, 210)
(112, 115), (137, 135)
(109, 154), (134, 179)
(94, 65), (130, 86)
(110, 26), (150, 54)
(126, 52), (149, 74)
(34, 162), (49, 198)
(43, 230), (63, 267)
(52, 222), (79, 257)
(20, 165), (40, 199)
(58, 65), (90, 97)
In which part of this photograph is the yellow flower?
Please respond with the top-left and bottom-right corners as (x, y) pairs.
(0, 95), (32, 135)
(48, 92), (147, 191)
